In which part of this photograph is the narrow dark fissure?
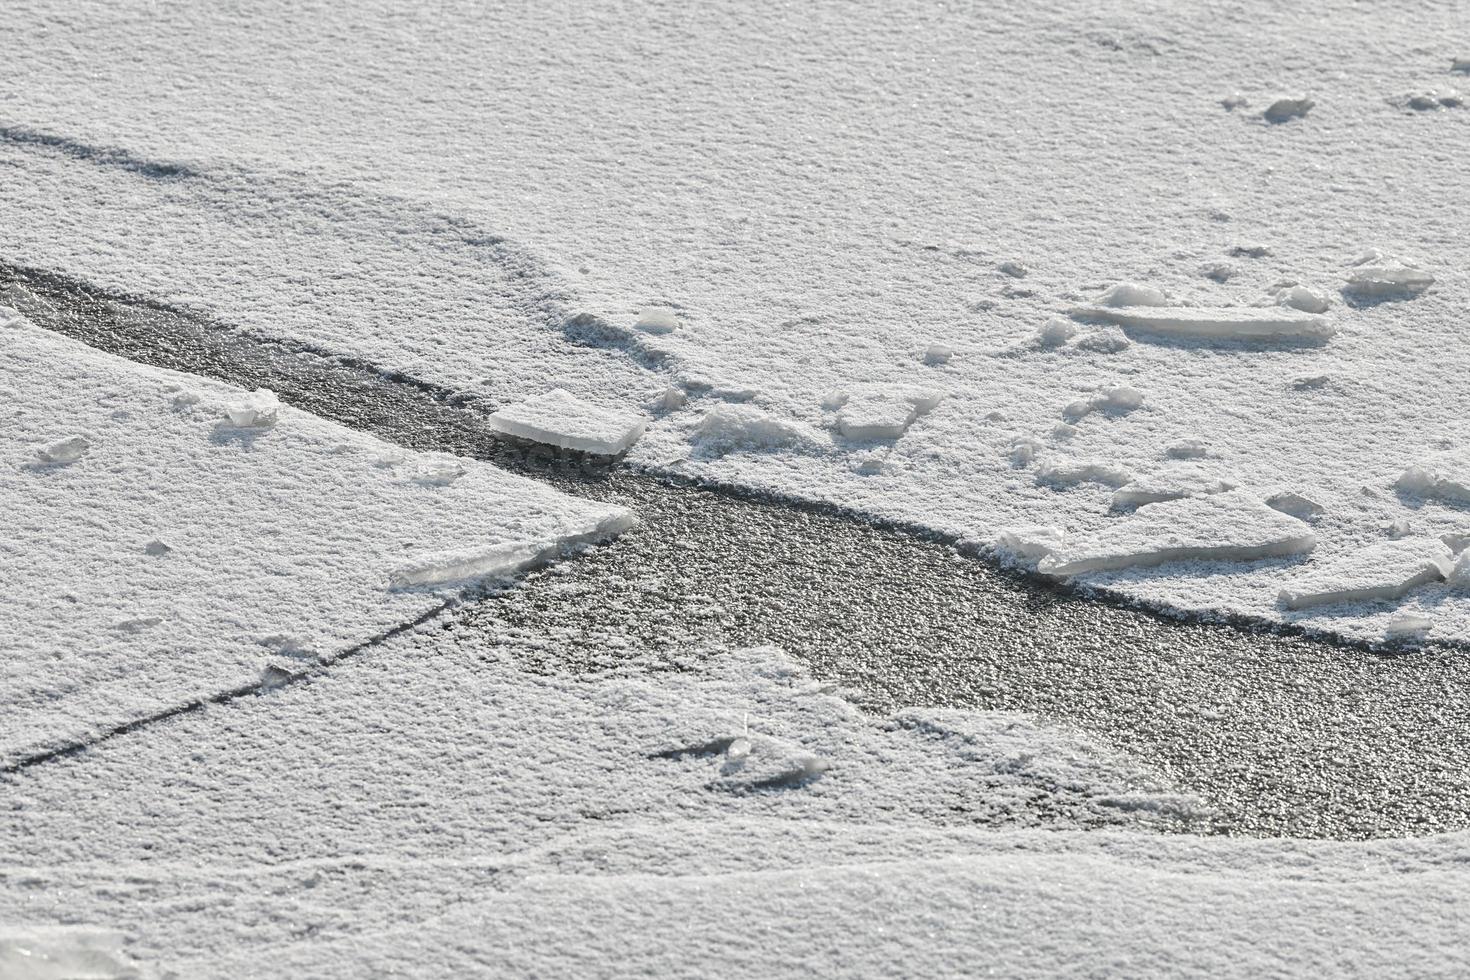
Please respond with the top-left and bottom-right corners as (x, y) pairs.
(5, 262), (1470, 840)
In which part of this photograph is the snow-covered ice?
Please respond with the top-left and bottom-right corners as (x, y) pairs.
(1397, 452), (1470, 505)
(634, 305), (680, 335)
(1035, 458), (1134, 490)
(832, 389), (942, 441)
(1074, 305), (1336, 342)
(1278, 538), (1452, 610)
(1342, 252), (1435, 300)
(0, 318), (630, 765)
(1263, 97), (1314, 123)
(1039, 491), (1317, 577)
(486, 388), (647, 456)
(1110, 464), (1237, 509)
(1274, 284), (1330, 313)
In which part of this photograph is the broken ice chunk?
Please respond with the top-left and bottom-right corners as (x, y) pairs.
(634, 306), (680, 335)
(1073, 327), (1131, 352)
(1009, 434), (1044, 466)
(224, 389), (281, 428)
(1038, 491), (1317, 577)
(487, 388), (647, 455)
(1448, 551), (1470, 589)
(1385, 613), (1433, 641)
(694, 404), (814, 455)
(1441, 532), (1470, 555)
(1278, 538), (1452, 610)
(1036, 317), (1077, 348)
(1097, 282), (1169, 308)
(998, 260), (1028, 278)
(1263, 96), (1313, 122)
(143, 539), (174, 556)
(1062, 384), (1145, 422)
(1074, 305), (1335, 342)
(1230, 244), (1271, 259)
(37, 434), (91, 464)
(1110, 465), (1237, 509)
(1165, 438), (1209, 460)
(0, 927), (141, 980)
(835, 389), (942, 441)
(407, 456), (468, 486)
(1397, 452), (1470, 505)
(1265, 491), (1325, 521)
(1275, 285), (1330, 314)
(1343, 253), (1433, 300)
(1036, 458), (1134, 489)
(922, 344), (953, 365)
(0, 305), (25, 330)
(993, 525), (1065, 566)
(1386, 517), (1412, 539)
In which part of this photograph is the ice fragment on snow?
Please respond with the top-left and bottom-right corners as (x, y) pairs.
(1200, 262), (1235, 283)
(407, 457), (467, 486)
(1386, 517), (1412, 539)
(1397, 452), (1470, 504)
(1385, 613), (1433, 640)
(922, 343), (953, 365)
(487, 388), (646, 455)
(1051, 422), (1078, 440)
(223, 389), (281, 429)
(1453, 57), (1470, 74)
(997, 260), (1028, 278)
(1110, 465), (1237, 509)
(1403, 90), (1463, 110)
(391, 513), (633, 589)
(658, 386), (687, 411)
(1220, 94), (1249, 111)
(1441, 532), (1470, 555)
(1278, 538), (1451, 610)
(1342, 253), (1434, 300)
(1035, 316), (1077, 347)
(1075, 305), (1335, 341)
(36, 435), (91, 464)
(1073, 326), (1131, 352)
(1448, 551), (1470, 589)
(1039, 491), (1317, 576)
(1263, 96), (1313, 122)
(1230, 244), (1271, 259)
(1008, 435), (1043, 466)
(143, 539), (173, 556)
(0, 926), (142, 980)
(0, 305), (26, 330)
(171, 390), (202, 408)
(1165, 438), (1209, 460)
(694, 404), (813, 454)
(1265, 491), (1324, 521)
(1275, 284), (1330, 313)
(835, 389), (942, 440)
(1062, 384), (1145, 421)
(1097, 282), (1168, 307)
(993, 525), (1065, 566)
(634, 306), (679, 335)
(1036, 458), (1134, 489)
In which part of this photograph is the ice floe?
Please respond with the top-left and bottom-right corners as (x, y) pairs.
(487, 388), (647, 455)
(36, 434), (91, 464)
(1397, 452), (1470, 505)
(1278, 538), (1452, 610)
(693, 403), (815, 454)
(1342, 252), (1434, 300)
(1263, 96), (1313, 122)
(833, 389), (942, 441)
(1074, 305), (1335, 342)
(1036, 458), (1134, 489)
(634, 305), (680, 335)
(1275, 285), (1330, 313)
(1039, 491), (1317, 577)
(1110, 465), (1237, 510)
(1265, 491), (1325, 521)
(991, 525), (1066, 566)
(223, 389), (281, 429)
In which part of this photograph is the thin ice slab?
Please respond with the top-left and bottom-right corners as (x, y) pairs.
(1278, 538), (1452, 610)
(486, 388), (647, 455)
(1072, 305), (1335, 342)
(0, 314), (631, 767)
(1038, 491), (1317, 577)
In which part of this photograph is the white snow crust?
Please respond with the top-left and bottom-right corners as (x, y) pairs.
(1278, 538), (1453, 610)
(0, 319), (630, 766)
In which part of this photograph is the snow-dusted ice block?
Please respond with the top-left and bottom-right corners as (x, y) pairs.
(1038, 491), (1317, 577)
(486, 387), (647, 455)
(0, 318), (631, 766)
(1343, 253), (1434, 299)
(1397, 452), (1470, 505)
(1073, 305), (1335, 342)
(1036, 459), (1134, 489)
(1278, 538), (1452, 610)
(1110, 465), (1237, 509)
(834, 389), (942, 441)
(0, 927), (141, 979)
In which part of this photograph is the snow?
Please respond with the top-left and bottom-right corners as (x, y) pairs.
(921, 343), (953, 365)
(991, 525), (1066, 566)
(1278, 538), (1453, 610)
(1034, 316), (1077, 347)
(1035, 458), (1134, 490)
(691, 403), (815, 455)
(36, 434), (92, 465)
(0, 318), (630, 766)
(1096, 282), (1169, 307)
(1039, 491), (1317, 577)
(0, 927), (142, 980)
(1074, 305), (1336, 341)
(486, 388), (647, 456)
